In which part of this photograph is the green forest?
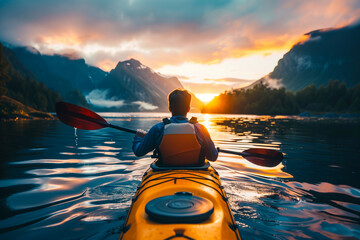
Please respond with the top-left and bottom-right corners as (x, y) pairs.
(0, 43), (62, 112)
(202, 80), (360, 115)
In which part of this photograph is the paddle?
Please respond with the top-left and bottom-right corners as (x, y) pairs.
(217, 148), (283, 167)
(56, 101), (283, 167)
(56, 101), (136, 133)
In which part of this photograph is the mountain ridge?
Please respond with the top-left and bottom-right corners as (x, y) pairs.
(249, 23), (360, 92)
(89, 58), (202, 111)
(2, 41), (203, 112)
(0, 42), (62, 113)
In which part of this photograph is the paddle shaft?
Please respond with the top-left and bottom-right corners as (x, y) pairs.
(72, 113), (278, 160)
(106, 127), (267, 159)
(87, 123), (279, 162)
(56, 101), (282, 166)
(108, 124), (137, 134)
(81, 120), (278, 161)
(218, 148), (244, 155)
(101, 125), (278, 161)
(218, 148), (267, 158)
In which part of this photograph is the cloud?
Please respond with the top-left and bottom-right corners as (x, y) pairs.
(0, 0), (359, 96)
(261, 75), (284, 89)
(0, 0), (359, 71)
(86, 89), (158, 110)
(156, 51), (285, 81)
(132, 101), (159, 110)
(86, 89), (125, 108)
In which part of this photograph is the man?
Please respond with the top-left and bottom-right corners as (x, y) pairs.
(133, 89), (218, 166)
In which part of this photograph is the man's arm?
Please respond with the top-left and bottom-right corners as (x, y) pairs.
(132, 124), (161, 157)
(195, 124), (218, 161)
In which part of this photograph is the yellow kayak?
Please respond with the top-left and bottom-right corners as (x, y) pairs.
(119, 161), (241, 240)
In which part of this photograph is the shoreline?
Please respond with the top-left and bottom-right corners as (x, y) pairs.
(0, 96), (56, 121)
(0, 115), (56, 122)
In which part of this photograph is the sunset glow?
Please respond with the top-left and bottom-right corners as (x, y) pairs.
(195, 93), (218, 103)
(0, 0), (359, 96)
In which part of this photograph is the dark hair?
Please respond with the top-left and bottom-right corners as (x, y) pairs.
(168, 89), (191, 116)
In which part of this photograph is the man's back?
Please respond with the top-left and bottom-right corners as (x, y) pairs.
(132, 116), (218, 165)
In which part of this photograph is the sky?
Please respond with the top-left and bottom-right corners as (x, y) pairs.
(0, 0), (359, 102)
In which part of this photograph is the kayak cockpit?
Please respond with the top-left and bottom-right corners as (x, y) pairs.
(150, 160), (211, 171)
(119, 162), (241, 240)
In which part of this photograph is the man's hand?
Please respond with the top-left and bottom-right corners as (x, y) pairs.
(135, 129), (147, 138)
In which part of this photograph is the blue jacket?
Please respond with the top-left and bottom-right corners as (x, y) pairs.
(132, 116), (218, 161)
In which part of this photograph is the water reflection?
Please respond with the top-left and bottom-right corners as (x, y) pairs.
(0, 114), (359, 239)
(214, 154), (292, 178)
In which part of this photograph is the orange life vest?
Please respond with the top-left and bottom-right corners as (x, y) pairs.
(158, 118), (202, 166)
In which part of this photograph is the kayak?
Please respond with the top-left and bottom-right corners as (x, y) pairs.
(55, 102), (282, 239)
(119, 161), (241, 240)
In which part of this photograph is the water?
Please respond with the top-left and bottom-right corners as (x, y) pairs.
(0, 113), (359, 240)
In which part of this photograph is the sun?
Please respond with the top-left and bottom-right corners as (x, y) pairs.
(194, 93), (218, 103)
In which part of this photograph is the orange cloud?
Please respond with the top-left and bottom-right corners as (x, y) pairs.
(37, 33), (82, 46)
(0, 0), (358, 70)
(97, 59), (117, 72)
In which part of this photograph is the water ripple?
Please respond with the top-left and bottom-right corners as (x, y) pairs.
(0, 114), (359, 239)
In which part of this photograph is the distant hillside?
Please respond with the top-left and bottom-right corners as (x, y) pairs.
(9, 45), (106, 106)
(202, 80), (360, 115)
(250, 23), (360, 91)
(43, 54), (96, 92)
(89, 58), (201, 111)
(88, 66), (108, 85)
(3, 42), (202, 112)
(0, 43), (61, 112)
(0, 96), (54, 120)
(10, 46), (73, 96)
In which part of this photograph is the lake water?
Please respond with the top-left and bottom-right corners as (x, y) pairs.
(0, 113), (359, 240)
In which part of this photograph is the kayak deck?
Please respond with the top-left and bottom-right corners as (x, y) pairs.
(119, 163), (241, 240)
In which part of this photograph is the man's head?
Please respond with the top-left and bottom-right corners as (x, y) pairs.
(168, 89), (191, 116)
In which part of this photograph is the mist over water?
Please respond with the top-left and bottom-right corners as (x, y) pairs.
(0, 113), (359, 240)
(85, 89), (159, 110)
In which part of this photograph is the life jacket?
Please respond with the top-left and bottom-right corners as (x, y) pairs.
(158, 117), (202, 166)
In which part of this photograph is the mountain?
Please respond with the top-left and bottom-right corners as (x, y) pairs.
(10, 46), (73, 96)
(9, 45), (106, 106)
(4, 43), (201, 112)
(88, 66), (108, 85)
(250, 23), (360, 92)
(88, 58), (201, 111)
(43, 54), (97, 92)
(0, 43), (61, 112)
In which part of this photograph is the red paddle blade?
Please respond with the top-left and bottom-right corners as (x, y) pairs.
(56, 102), (108, 130)
(242, 148), (283, 167)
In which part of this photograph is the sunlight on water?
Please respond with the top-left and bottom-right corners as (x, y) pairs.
(0, 114), (359, 240)
(215, 154), (292, 178)
(201, 113), (212, 130)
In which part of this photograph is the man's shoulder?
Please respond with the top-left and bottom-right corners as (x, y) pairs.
(193, 122), (208, 133)
(150, 121), (165, 131)
(193, 122), (205, 128)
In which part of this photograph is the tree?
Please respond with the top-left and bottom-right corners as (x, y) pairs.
(0, 44), (10, 96)
(202, 81), (359, 115)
